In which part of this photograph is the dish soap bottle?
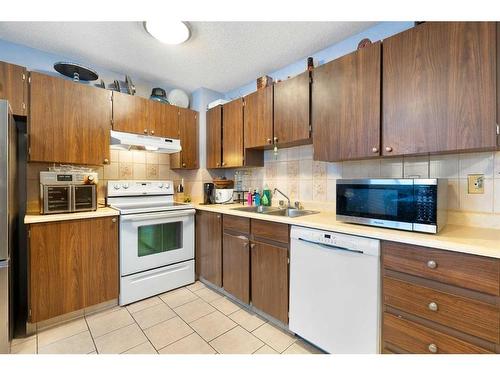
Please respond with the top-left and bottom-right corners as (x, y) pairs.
(247, 189), (253, 206)
(263, 184), (271, 206)
(253, 189), (261, 206)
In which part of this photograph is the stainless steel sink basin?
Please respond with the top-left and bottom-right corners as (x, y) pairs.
(264, 208), (319, 218)
(230, 206), (281, 214)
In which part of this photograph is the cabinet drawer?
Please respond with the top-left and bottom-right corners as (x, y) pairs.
(223, 215), (250, 234)
(251, 219), (289, 244)
(384, 277), (500, 343)
(383, 313), (493, 354)
(382, 241), (500, 296)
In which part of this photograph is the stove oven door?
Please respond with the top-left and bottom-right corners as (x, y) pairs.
(119, 209), (195, 276)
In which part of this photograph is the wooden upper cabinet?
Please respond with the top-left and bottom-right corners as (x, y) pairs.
(313, 42), (381, 162)
(171, 108), (199, 169)
(274, 71), (311, 146)
(0, 60), (27, 116)
(112, 91), (150, 135)
(244, 85), (273, 149)
(29, 72), (112, 165)
(206, 105), (222, 168)
(149, 100), (179, 138)
(222, 98), (244, 167)
(383, 22), (497, 156)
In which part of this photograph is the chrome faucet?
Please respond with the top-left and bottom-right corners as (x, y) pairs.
(273, 188), (291, 208)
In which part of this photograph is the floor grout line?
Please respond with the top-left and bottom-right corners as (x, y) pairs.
(127, 306), (161, 354)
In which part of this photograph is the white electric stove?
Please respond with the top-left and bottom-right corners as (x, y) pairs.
(108, 180), (195, 305)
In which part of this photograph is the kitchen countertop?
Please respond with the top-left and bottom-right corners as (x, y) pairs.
(194, 203), (500, 259)
(24, 207), (119, 224)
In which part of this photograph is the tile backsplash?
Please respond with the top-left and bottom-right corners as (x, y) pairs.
(26, 148), (217, 213)
(228, 145), (500, 218)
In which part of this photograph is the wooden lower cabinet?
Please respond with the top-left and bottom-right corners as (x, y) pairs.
(195, 211), (222, 286)
(250, 239), (289, 324)
(29, 216), (118, 323)
(222, 232), (250, 304)
(383, 313), (493, 354)
(382, 240), (500, 354)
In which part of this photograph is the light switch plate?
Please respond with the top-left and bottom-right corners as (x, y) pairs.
(467, 174), (484, 194)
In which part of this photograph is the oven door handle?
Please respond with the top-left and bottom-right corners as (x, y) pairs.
(120, 209), (196, 222)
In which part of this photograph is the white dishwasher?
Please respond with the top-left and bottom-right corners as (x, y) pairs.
(289, 226), (381, 354)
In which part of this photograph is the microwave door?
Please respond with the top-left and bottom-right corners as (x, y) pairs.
(72, 185), (96, 212)
(43, 185), (71, 214)
(336, 182), (415, 228)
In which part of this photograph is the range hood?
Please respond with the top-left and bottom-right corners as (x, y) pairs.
(110, 130), (182, 153)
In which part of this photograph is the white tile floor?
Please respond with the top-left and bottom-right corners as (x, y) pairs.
(10, 281), (323, 354)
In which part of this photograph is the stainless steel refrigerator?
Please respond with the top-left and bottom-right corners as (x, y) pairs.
(1, 100), (18, 353)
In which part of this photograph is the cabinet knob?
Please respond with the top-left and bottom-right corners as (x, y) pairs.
(150, 130), (155, 135)
(273, 137), (278, 143)
(250, 243), (255, 249)
(182, 162), (186, 167)
(103, 158), (109, 164)
(428, 343), (438, 353)
(216, 163), (220, 167)
(267, 138), (272, 144)
(144, 129), (148, 134)
(427, 260), (437, 269)
(372, 147), (378, 153)
(111, 218), (117, 223)
(244, 242), (249, 247)
(217, 215), (221, 219)
(428, 302), (438, 311)
(385, 146), (393, 152)
(222, 162), (226, 166)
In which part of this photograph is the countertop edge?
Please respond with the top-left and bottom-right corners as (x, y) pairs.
(25, 207), (119, 224)
(194, 204), (500, 259)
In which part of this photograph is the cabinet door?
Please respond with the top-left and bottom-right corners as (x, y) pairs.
(172, 108), (198, 169)
(313, 42), (381, 161)
(222, 98), (244, 167)
(383, 22), (497, 156)
(150, 100), (179, 138)
(29, 72), (112, 165)
(29, 220), (88, 322)
(112, 91), (150, 135)
(274, 71), (310, 146)
(83, 217), (119, 307)
(206, 106), (222, 168)
(195, 211), (222, 286)
(0, 61), (27, 116)
(251, 240), (288, 323)
(244, 86), (273, 149)
(223, 232), (250, 304)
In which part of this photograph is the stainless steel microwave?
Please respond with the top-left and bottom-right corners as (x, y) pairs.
(336, 179), (447, 234)
(40, 171), (98, 214)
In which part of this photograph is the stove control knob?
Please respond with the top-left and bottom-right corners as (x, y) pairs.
(113, 184), (120, 190)
(165, 183), (170, 189)
(122, 183), (129, 189)
(158, 183), (164, 188)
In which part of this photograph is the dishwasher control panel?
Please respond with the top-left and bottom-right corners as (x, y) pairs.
(290, 226), (380, 256)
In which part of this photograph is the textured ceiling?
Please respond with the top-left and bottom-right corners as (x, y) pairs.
(0, 21), (376, 93)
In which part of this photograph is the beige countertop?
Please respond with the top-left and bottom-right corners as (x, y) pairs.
(25, 207), (119, 224)
(194, 203), (500, 259)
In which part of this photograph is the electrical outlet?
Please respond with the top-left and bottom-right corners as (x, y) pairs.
(467, 174), (484, 194)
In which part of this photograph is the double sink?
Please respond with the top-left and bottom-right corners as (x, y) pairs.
(231, 205), (319, 218)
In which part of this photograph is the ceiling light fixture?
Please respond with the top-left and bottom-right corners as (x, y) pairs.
(144, 21), (191, 45)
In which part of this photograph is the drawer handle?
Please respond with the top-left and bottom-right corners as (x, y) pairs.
(428, 302), (438, 312)
(428, 343), (438, 353)
(427, 260), (437, 269)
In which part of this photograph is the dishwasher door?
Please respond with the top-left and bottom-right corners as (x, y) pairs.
(289, 226), (380, 354)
